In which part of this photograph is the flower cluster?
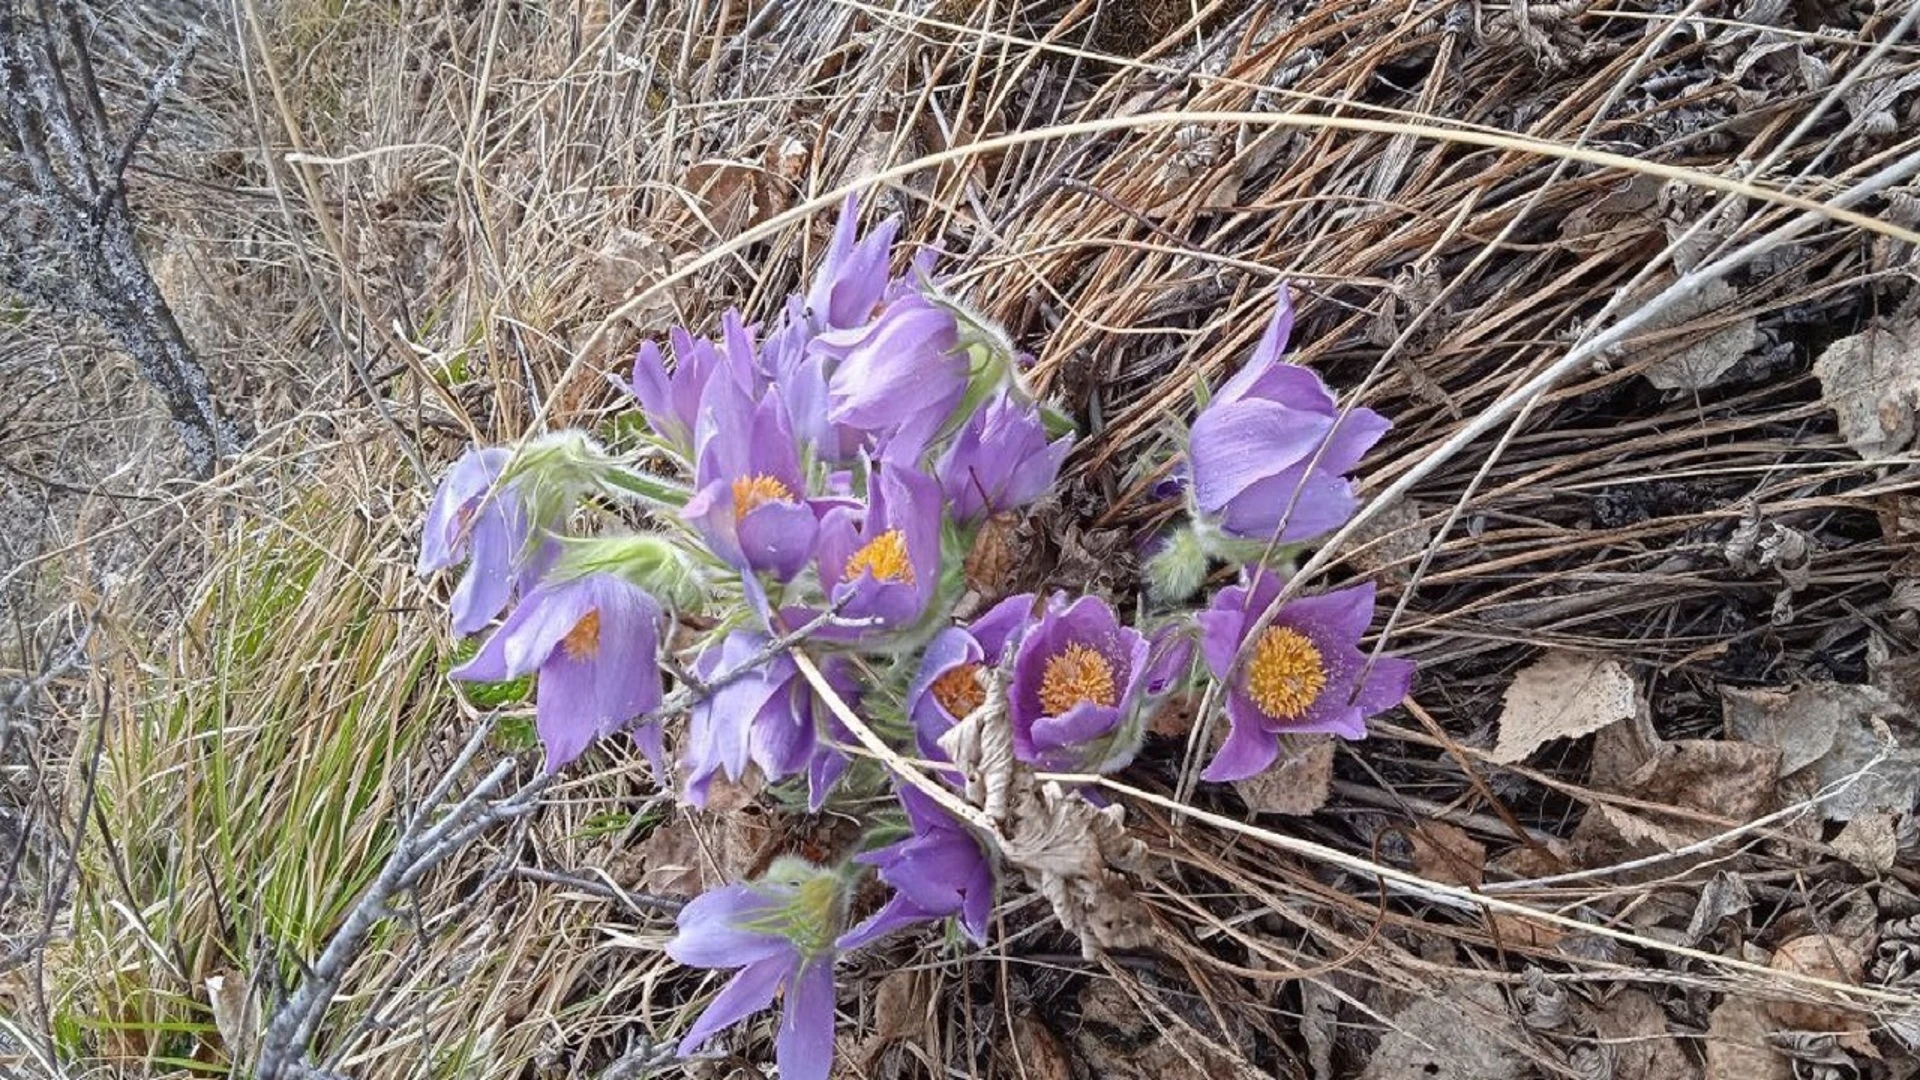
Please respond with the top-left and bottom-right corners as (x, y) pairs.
(416, 195), (1414, 1079)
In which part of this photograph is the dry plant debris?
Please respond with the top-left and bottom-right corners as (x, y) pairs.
(13, 0), (1920, 1077)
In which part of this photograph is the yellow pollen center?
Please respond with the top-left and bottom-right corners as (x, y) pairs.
(1245, 627), (1327, 720)
(561, 609), (601, 661)
(1038, 643), (1118, 716)
(843, 529), (913, 584)
(931, 662), (986, 718)
(731, 474), (794, 516)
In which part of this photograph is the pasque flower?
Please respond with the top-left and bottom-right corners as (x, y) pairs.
(683, 633), (858, 811)
(680, 377), (817, 582)
(626, 311), (759, 452)
(669, 858), (845, 1080)
(907, 593), (1035, 760)
(1009, 593), (1151, 774)
(816, 293), (967, 462)
(1187, 288), (1391, 544)
(451, 571), (666, 772)
(1197, 567), (1415, 782)
(814, 462), (945, 634)
(936, 392), (1070, 522)
(837, 784), (994, 949)
(418, 446), (554, 636)
(806, 192), (899, 333)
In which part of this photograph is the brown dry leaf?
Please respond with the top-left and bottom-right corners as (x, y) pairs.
(1583, 988), (1700, 1080)
(1814, 316), (1920, 458)
(1766, 934), (1867, 1031)
(205, 971), (255, 1063)
(1488, 911), (1565, 950)
(1575, 721), (1781, 858)
(1722, 683), (1918, 821)
(1706, 997), (1791, 1080)
(629, 807), (774, 898)
(1359, 980), (1529, 1080)
(682, 159), (778, 237)
(1147, 690), (1198, 738)
(1233, 734), (1334, 816)
(1009, 1012), (1075, 1080)
(860, 967), (937, 1069)
(1492, 651), (1639, 764)
(1333, 498), (1431, 584)
(1640, 278), (1761, 391)
(1408, 820), (1487, 888)
(589, 228), (682, 327)
(1070, 979), (1247, 1080)
(1833, 812), (1899, 874)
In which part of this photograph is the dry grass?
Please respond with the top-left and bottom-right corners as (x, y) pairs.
(14, 0), (1920, 1076)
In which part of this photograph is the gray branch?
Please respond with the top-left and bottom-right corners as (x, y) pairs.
(0, 0), (246, 477)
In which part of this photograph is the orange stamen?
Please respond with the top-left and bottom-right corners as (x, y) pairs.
(1038, 643), (1118, 716)
(731, 474), (795, 516)
(843, 529), (913, 584)
(561, 609), (602, 661)
(1245, 627), (1327, 720)
(931, 662), (986, 718)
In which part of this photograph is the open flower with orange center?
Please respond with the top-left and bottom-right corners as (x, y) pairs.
(815, 461), (944, 634)
(1197, 568), (1415, 782)
(451, 572), (666, 773)
(681, 372), (819, 584)
(1009, 593), (1151, 774)
(907, 594), (1036, 762)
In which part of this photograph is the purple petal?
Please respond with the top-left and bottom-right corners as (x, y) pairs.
(678, 957), (786, 1055)
(1189, 400), (1334, 518)
(1277, 582), (1377, 644)
(835, 893), (930, 952)
(1216, 287), (1297, 405)
(418, 447), (507, 573)
(1215, 465), (1358, 542)
(1351, 655), (1416, 713)
(970, 593), (1038, 662)
(1201, 710), (1281, 782)
(667, 886), (792, 968)
(736, 500), (818, 582)
(774, 959), (837, 1080)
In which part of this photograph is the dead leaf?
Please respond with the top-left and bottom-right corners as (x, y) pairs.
(1767, 935), (1867, 1032)
(1723, 683), (1919, 821)
(860, 967), (938, 1069)
(1833, 812), (1899, 874)
(1487, 911), (1565, 950)
(1583, 988), (1701, 1080)
(1685, 871), (1754, 945)
(1233, 734), (1334, 816)
(1360, 980), (1529, 1080)
(1408, 821), (1487, 888)
(206, 971), (255, 1064)
(629, 807), (774, 898)
(1641, 279), (1761, 391)
(589, 228), (683, 327)
(1706, 997), (1791, 1080)
(1492, 651), (1639, 764)
(1575, 722), (1781, 858)
(1009, 1012), (1075, 1080)
(1814, 317), (1920, 458)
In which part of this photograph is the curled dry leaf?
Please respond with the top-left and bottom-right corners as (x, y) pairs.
(1639, 278), (1761, 391)
(1706, 997), (1791, 1080)
(1359, 980), (1529, 1080)
(1722, 683), (1920, 822)
(999, 778), (1153, 960)
(1766, 934), (1867, 1032)
(1583, 988), (1701, 1080)
(1492, 650), (1640, 764)
(1573, 718), (1780, 857)
(1813, 317), (1920, 458)
(1407, 820), (1487, 889)
(1232, 733), (1334, 816)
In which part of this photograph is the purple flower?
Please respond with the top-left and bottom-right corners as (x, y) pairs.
(1008, 593), (1151, 774)
(815, 462), (945, 634)
(816, 294), (966, 462)
(451, 572), (666, 773)
(683, 634), (857, 810)
(806, 193), (899, 333)
(837, 785), (995, 950)
(626, 312), (759, 451)
(419, 447), (555, 636)
(669, 860), (844, 1080)
(907, 594), (1036, 760)
(680, 378), (817, 582)
(1197, 568), (1415, 782)
(1187, 288), (1391, 543)
(936, 393), (1071, 522)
